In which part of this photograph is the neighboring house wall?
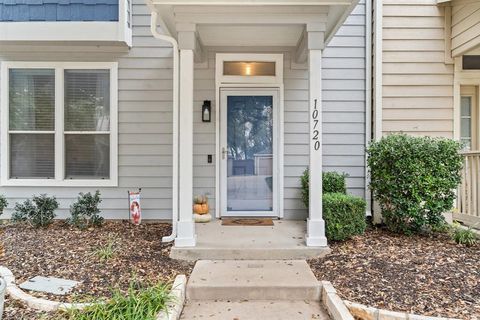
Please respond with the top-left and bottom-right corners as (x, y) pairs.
(0, 0), (119, 21)
(0, 0), (367, 220)
(451, 1), (480, 57)
(381, 0), (454, 138)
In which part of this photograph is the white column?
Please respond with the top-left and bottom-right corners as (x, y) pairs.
(306, 27), (327, 247)
(176, 38), (196, 247)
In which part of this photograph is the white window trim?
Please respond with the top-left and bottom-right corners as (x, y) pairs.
(0, 61), (118, 187)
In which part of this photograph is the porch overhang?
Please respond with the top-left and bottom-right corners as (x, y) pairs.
(146, 0), (358, 63)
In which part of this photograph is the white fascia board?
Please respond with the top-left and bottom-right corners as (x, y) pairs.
(0, 22), (131, 46)
(152, 0), (352, 5)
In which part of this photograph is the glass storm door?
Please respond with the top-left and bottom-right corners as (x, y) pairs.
(220, 89), (278, 217)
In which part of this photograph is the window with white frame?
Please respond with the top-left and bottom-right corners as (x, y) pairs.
(460, 86), (479, 151)
(1, 62), (118, 186)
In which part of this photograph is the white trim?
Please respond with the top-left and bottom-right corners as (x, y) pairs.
(364, 0), (372, 216)
(374, 0), (383, 141)
(0, 22), (132, 46)
(215, 53), (284, 219)
(0, 61), (118, 187)
(219, 88), (281, 218)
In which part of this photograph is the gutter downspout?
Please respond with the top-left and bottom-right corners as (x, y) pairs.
(149, 10), (179, 243)
(365, 0), (372, 217)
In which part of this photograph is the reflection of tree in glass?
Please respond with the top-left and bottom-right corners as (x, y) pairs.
(227, 96), (273, 160)
(9, 69), (55, 131)
(65, 70), (110, 131)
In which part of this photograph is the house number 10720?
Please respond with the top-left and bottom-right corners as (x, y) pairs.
(312, 99), (320, 151)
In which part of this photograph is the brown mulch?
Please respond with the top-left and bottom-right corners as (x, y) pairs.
(0, 221), (194, 319)
(308, 227), (480, 320)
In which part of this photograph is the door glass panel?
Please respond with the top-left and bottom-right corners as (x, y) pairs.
(227, 96), (273, 212)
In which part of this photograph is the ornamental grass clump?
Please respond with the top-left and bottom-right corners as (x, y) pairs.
(367, 134), (463, 234)
(60, 282), (172, 320)
(68, 190), (104, 229)
(450, 222), (477, 247)
(12, 194), (58, 228)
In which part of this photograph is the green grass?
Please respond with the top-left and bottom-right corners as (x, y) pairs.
(92, 236), (119, 261)
(58, 282), (172, 320)
(450, 222), (477, 247)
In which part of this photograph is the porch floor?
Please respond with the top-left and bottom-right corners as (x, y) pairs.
(170, 220), (330, 260)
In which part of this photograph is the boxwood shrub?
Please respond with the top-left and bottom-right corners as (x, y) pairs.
(301, 169), (347, 208)
(323, 192), (367, 241)
(367, 134), (463, 234)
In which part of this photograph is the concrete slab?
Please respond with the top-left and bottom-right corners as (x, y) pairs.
(187, 260), (321, 301)
(19, 276), (80, 295)
(180, 300), (331, 320)
(170, 220), (330, 260)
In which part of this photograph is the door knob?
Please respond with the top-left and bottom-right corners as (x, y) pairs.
(222, 147), (228, 159)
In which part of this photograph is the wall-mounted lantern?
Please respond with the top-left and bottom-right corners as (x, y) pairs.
(202, 100), (211, 122)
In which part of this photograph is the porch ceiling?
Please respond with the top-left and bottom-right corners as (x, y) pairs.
(146, 0), (358, 48)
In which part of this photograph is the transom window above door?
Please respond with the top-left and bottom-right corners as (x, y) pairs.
(1, 62), (118, 186)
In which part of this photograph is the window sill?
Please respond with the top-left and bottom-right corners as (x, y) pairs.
(0, 179), (118, 187)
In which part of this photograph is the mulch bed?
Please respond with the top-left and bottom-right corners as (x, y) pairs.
(308, 227), (480, 319)
(0, 221), (194, 319)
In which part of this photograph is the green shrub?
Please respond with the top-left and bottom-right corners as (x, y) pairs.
(301, 170), (348, 207)
(68, 191), (103, 229)
(12, 194), (58, 228)
(367, 134), (463, 234)
(60, 282), (172, 320)
(0, 195), (8, 215)
(323, 192), (367, 241)
(450, 222), (477, 246)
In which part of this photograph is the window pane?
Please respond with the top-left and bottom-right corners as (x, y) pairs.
(224, 62), (276, 76)
(9, 69), (55, 131)
(10, 134), (54, 179)
(461, 97), (472, 116)
(461, 118), (471, 138)
(65, 70), (110, 131)
(463, 56), (480, 70)
(65, 134), (110, 179)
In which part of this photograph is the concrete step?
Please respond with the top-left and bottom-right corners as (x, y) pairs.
(186, 260), (321, 301)
(180, 300), (330, 320)
(171, 246), (331, 260)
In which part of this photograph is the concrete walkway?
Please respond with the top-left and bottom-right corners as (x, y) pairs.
(180, 260), (331, 320)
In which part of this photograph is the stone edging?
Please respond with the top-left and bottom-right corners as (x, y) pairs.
(0, 265), (187, 319)
(320, 281), (460, 320)
(344, 300), (460, 320)
(156, 275), (187, 320)
(0, 266), (91, 312)
(321, 281), (354, 320)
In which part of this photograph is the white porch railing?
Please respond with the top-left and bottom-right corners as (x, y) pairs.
(456, 151), (480, 227)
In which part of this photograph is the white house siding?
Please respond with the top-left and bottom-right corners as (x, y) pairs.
(381, 0), (454, 138)
(451, 1), (480, 57)
(192, 0), (367, 219)
(0, 0), (367, 220)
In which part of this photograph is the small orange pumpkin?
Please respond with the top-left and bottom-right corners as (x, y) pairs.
(193, 203), (209, 215)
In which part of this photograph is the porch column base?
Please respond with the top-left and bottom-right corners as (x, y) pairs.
(305, 218), (327, 247)
(175, 220), (197, 247)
